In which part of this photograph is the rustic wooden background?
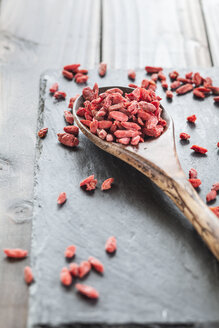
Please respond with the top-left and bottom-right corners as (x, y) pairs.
(0, 0), (218, 327)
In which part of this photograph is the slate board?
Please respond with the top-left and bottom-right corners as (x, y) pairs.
(28, 69), (219, 328)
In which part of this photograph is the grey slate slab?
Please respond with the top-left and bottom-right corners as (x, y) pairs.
(28, 69), (219, 328)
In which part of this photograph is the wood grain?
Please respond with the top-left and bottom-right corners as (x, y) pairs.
(0, 1), (100, 327)
(102, 0), (212, 68)
(201, 0), (219, 66)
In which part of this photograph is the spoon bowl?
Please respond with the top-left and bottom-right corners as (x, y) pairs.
(73, 85), (219, 261)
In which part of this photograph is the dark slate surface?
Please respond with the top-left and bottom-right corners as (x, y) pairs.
(28, 69), (219, 328)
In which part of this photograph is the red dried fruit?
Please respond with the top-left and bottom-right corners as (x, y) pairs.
(185, 72), (193, 79)
(187, 115), (197, 123)
(204, 77), (213, 88)
(88, 256), (104, 273)
(196, 87), (211, 94)
(114, 130), (139, 138)
(75, 283), (99, 299)
(177, 77), (193, 84)
(188, 179), (202, 188)
(54, 91), (66, 100)
(64, 64), (80, 72)
(57, 133), (79, 147)
(38, 128), (48, 138)
(193, 89), (205, 99)
(217, 142), (219, 147)
(77, 69), (88, 74)
(57, 192), (67, 205)
(98, 121), (112, 129)
(62, 69), (73, 80)
(65, 245), (76, 258)
(77, 108), (86, 117)
(158, 71), (166, 81)
(128, 69), (136, 80)
(145, 66), (163, 74)
(193, 72), (203, 86)
(117, 137), (130, 145)
(121, 122), (141, 130)
(170, 81), (181, 90)
(206, 190), (217, 203)
(64, 111), (74, 124)
(78, 261), (91, 278)
(76, 75), (89, 84)
(180, 132), (190, 140)
(80, 175), (97, 191)
(211, 182), (219, 191)
(109, 111), (128, 122)
(191, 145), (208, 154)
(176, 83), (193, 95)
(169, 71), (179, 80)
(131, 135), (141, 145)
(63, 125), (79, 136)
(128, 83), (138, 88)
(68, 95), (80, 109)
(101, 178), (114, 191)
(106, 134), (113, 142)
(4, 248), (28, 259)
(49, 82), (59, 93)
(97, 129), (107, 140)
(105, 236), (117, 253)
(189, 168), (197, 179)
(214, 96), (219, 103)
(24, 266), (34, 284)
(151, 73), (158, 82)
(209, 86), (219, 95)
(161, 81), (168, 89)
(60, 267), (72, 286)
(69, 263), (79, 277)
(99, 62), (107, 77)
(166, 90), (173, 99)
(210, 207), (219, 218)
(80, 119), (91, 127)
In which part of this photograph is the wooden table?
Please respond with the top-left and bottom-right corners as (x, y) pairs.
(0, 0), (218, 327)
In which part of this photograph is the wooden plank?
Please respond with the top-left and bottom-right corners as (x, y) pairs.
(0, 1), (100, 327)
(201, 0), (219, 66)
(102, 0), (212, 69)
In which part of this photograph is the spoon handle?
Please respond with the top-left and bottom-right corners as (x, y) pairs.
(151, 167), (219, 261)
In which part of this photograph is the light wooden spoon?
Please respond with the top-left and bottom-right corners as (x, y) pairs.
(73, 86), (219, 261)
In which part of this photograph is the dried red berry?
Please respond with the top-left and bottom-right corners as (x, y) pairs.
(185, 72), (193, 79)
(210, 86), (219, 95)
(62, 69), (73, 80)
(54, 91), (66, 100)
(214, 96), (219, 103)
(109, 111), (128, 122)
(171, 81), (181, 90)
(64, 111), (74, 124)
(128, 83), (138, 88)
(57, 133), (79, 147)
(80, 175), (97, 191)
(193, 88), (205, 99)
(64, 64), (80, 72)
(128, 69), (136, 81)
(105, 236), (117, 253)
(158, 71), (166, 81)
(101, 178), (114, 191)
(99, 62), (107, 77)
(145, 66), (163, 74)
(75, 283), (99, 299)
(78, 261), (91, 278)
(24, 266), (34, 284)
(211, 182), (219, 191)
(206, 190), (217, 203)
(68, 95), (80, 109)
(4, 248), (28, 259)
(49, 82), (59, 93)
(63, 125), (79, 136)
(57, 192), (67, 205)
(191, 145), (208, 154)
(187, 115), (197, 123)
(176, 83), (193, 95)
(88, 256), (104, 273)
(65, 245), (76, 258)
(60, 267), (72, 286)
(76, 75), (89, 84)
(161, 81), (168, 89)
(189, 168), (197, 179)
(180, 132), (190, 140)
(193, 72), (203, 86)
(69, 263), (79, 277)
(166, 90), (173, 99)
(38, 128), (48, 138)
(210, 207), (219, 218)
(188, 179), (201, 188)
(169, 71), (179, 80)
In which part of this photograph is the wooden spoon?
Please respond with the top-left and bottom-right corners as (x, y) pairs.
(73, 86), (219, 261)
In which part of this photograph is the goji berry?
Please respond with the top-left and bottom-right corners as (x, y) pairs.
(80, 119), (91, 128)
(77, 69), (88, 74)
(210, 207), (219, 218)
(109, 111), (128, 122)
(65, 245), (76, 258)
(151, 73), (158, 82)
(145, 66), (163, 74)
(193, 72), (203, 86)
(204, 77), (213, 88)
(88, 256), (104, 273)
(196, 87), (211, 94)
(24, 266), (34, 284)
(97, 129), (107, 140)
(161, 81), (168, 89)
(69, 263), (79, 277)
(131, 135), (141, 145)
(193, 89), (205, 99)
(128, 69), (136, 81)
(180, 132), (190, 140)
(158, 71), (166, 81)
(214, 96), (219, 102)
(176, 83), (193, 95)
(105, 236), (117, 253)
(189, 168), (197, 179)
(101, 178), (114, 191)
(62, 69), (73, 80)
(49, 82), (59, 93)
(78, 261), (91, 278)
(206, 190), (217, 203)
(106, 134), (113, 142)
(68, 95), (80, 109)
(169, 71), (179, 80)
(63, 125), (79, 136)
(170, 81), (181, 90)
(187, 115), (197, 123)
(54, 91), (66, 100)
(188, 179), (202, 188)
(121, 122), (141, 130)
(217, 142), (219, 147)
(64, 111), (74, 124)
(75, 283), (99, 299)
(185, 72), (193, 79)
(99, 62), (107, 77)
(4, 248), (28, 259)
(211, 182), (219, 191)
(57, 192), (67, 205)
(38, 128), (48, 138)
(177, 77), (193, 84)
(80, 175), (97, 191)
(166, 90), (173, 99)
(76, 75), (89, 84)
(64, 64), (80, 72)
(117, 137), (130, 145)
(191, 145), (208, 154)
(57, 133), (79, 147)
(98, 121), (112, 129)
(60, 267), (72, 286)
(128, 83), (138, 88)
(209, 86), (219, 95)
